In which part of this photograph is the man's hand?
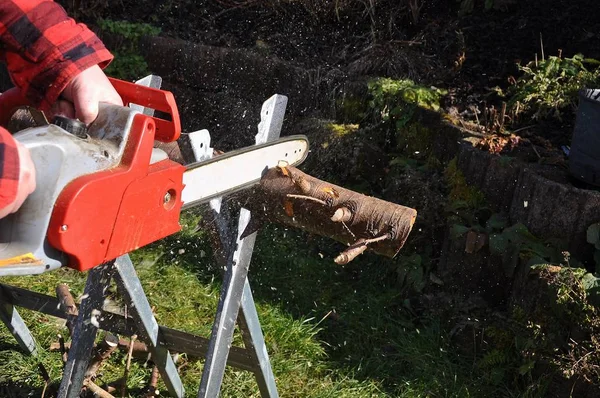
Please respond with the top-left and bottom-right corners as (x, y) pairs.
(0, 141), (36, 218)
(55, 64), (123, 125)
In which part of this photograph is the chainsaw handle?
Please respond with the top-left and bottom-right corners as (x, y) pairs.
(0, 78), (181, 142)
(108, 77), (181, 142)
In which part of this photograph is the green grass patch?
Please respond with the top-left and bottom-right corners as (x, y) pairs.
(0, 210), (520, 397)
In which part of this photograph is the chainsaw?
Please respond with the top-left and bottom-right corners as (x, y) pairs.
(0, 77), (309, 275)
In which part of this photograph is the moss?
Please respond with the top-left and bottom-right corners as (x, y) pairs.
(325, 123), (360, 138)
(396, 122), (434, 156)
(444, 157), (486, 209)
(441, 112), (462, 126)
(335, 96), (368, 123)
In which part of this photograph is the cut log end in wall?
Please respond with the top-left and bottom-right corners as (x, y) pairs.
(247, 162), (417, 264)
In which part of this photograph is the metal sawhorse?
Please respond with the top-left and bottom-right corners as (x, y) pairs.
(0, 76), (287, 397)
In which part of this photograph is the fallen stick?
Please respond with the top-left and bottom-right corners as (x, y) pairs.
(122, 334), (137, 398)
(144, 365), (160, 397)
(50, 337), (149, 356)
(85, 332), (120, 379)
(84, 380), (115, 398)
(245, 162), (417, 263)
(56, 284), (78, 335)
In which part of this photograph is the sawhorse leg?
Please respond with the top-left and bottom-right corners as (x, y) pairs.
(196, 94), (287, 398)
(113, 254), (184, 398)
(238, 282), (279, 397)
(0, 288), (37, 356)
(198, 208), (277, 398)
(57, 261), (115, 398)
(57, 257), (184, 398)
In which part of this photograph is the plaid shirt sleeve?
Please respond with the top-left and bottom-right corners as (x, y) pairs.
(0, 0), (114, 111)
(0, 127), (19, 209)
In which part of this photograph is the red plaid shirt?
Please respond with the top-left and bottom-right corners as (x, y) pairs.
(0, 0), (113, 210)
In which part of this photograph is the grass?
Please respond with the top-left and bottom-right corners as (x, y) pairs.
(0, 210), (500, 397)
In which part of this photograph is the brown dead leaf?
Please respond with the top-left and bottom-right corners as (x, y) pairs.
(465, 230), (487, 254)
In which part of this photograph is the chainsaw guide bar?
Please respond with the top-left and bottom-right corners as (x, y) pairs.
(181, 135), (309, 209)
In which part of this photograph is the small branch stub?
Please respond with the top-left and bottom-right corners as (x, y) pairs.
(334, 234), (392, 264)
(331, 207), (352, 223)
(335, 239), (368, 264)
(286, 194), (328, 206)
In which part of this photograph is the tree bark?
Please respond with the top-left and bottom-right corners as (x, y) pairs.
(245, 162), (417, 263)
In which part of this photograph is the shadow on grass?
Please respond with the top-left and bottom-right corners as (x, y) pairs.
(0, 383), (47, 398)
(152, 213), (486, 397)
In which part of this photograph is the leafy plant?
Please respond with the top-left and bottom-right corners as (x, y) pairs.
(489, 223), (566, 277)
(508, 53), (600, 120)
(97, 19), (161, 41)
(368, 78), (447, 128)
(396, 253), (427, 292)
(587, 222), (600, 274)
(97, 19), (161, 80)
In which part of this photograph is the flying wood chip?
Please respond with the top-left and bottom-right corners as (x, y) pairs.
(284, 199), (294, 217)
(322, 187), (340, 198)
(277, 160), (290, 177)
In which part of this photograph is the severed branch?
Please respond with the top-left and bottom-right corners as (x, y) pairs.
(122, 334), (137, 398)
(56, 284), (78, 335)
(84, 380), (115, 398)
(143, 365), (160, 397)
(244, 163), (417, 263)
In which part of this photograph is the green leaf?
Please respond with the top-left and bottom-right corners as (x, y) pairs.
(406, 266), (425, 292)
(522, 241), (555, 261)
(503, 223), (535, 242)
(489, 233), (509, 255)
(502, 244), (521, 278)
(587, 223), (600, 245)
(519, 360), (536, 376)
(486, 213), (508, 232)
(450, 224), (470, 240)
(582, 273), (600, 307)
(526, 257), (549, 269)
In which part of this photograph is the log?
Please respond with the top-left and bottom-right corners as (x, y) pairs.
(247, 162), (417, 263)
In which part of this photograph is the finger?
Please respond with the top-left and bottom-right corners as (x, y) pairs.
(74, 95), (99, 125)
(50, 99), (76, 120)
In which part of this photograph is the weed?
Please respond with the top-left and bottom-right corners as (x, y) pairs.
(368, 78), (447, 128)
(508, 53), (600, 121)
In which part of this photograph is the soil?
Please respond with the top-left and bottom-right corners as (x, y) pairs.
(62, 0), (600, 166)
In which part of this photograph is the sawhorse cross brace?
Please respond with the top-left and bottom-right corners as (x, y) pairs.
(0, 81), (287, 398)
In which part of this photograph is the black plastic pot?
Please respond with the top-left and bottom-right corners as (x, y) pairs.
(570, 89), (600, 186)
